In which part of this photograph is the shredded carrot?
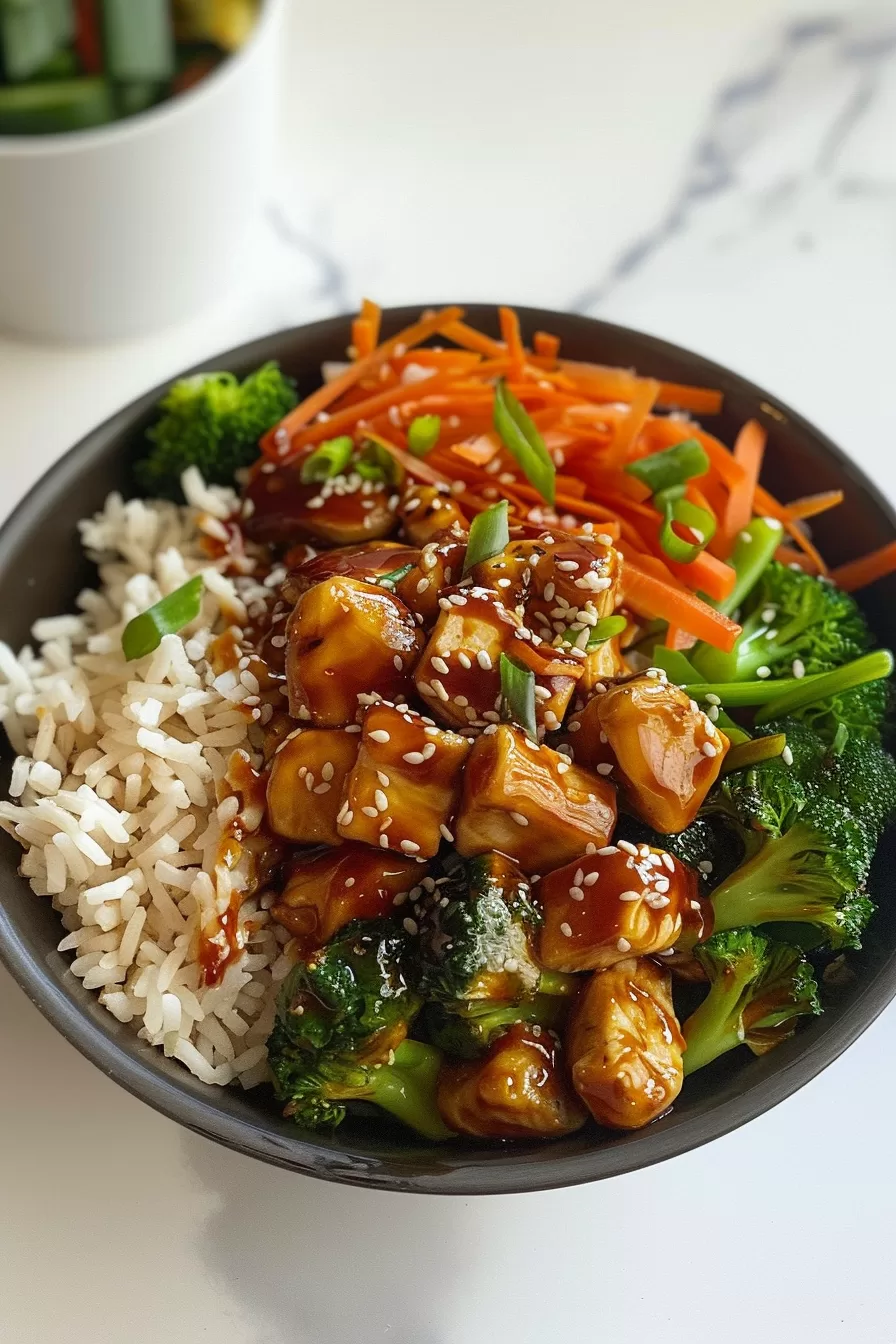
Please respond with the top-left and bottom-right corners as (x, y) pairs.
(782, 490), (844, 521)
(261, 305), (464, 456)
(450, 435), (503, 467)
(351, 317), (375, 359)
(775, 546), (818, 573)
(499, 306), (525, 379)
(606, 379), (661, 469)
(716, 419), (766, 557)
(831, 541), (896, 593)
(360, 430), (452, 487)
(359, 297), (381, 347)
(624, 563), (741, 652)
(654, 382), (723, 416)
(533, 331), (560, 362)
(439, 319), (504, 359)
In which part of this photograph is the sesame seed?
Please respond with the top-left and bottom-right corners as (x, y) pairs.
(449, 593), (467, 606)
(698, 860), (713, 874)
(661, 852), (676, 873)
(393, 655), (404, 671)
(560, 922), (573, 937)
(342, 810), (354, 825)
(362, 806), (379, 818)
(439, 824), (454, 842)
(421, 743), (437, 759)
(708, 705), (720, 722)
(304, 773), (314, 792)
(454, 695), (469, 707)
(376, 771), (390, 786)
(321, 762), (335, 781)
(782, 745), (794, 766)
(619, 890), (640, 902)
(792, 659), (805, 679)
(569, 886), (585, 901)
(556, 761), (570, 774)
(374, 789), (389, 812)
(557, 560), (579, 572)
(369, 729), (391, 743)
(573, 868), (584, 887)
(617, 840), (638, 856)
(595, 762), (613, 776)
(431, 679), (449, 702)
(654, 878), (670, 893)
(616, 937), (632, 952)
(511, 812), (529, 826)
(313, 782), (331, 795)
(702, 742), (717, 758)
(756, 665), (771, 679)
(403, 917), (418, 935)
(597, 533), (614, 546)
(458, 652), (472, 669)
(597, 845), (617, 856)
(432, 657), (450, 675)
(403, 751), (425, 765)
(379, 834), (389, 847)
(583, 871), (599, 886)
(705, 693), (721, 705)
(401, 839), (421, 853)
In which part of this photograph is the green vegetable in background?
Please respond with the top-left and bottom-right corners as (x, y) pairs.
(493, 378), (555, 505)
(135, 362), (297, 499)
(121, 575), (203, 660)
(463, 500), (509, 574)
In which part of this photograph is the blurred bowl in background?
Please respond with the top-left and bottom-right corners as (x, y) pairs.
(0, 0), (283, 343)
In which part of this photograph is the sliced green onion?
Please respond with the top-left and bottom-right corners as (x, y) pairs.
(721, 734), (787, 775)
(560, 614), (627, 650)
(357, 439), (401, 485)
(493, 379), (555, 506)
(378, 563), (414, 589)
(624, 438), (709, 495)
(122, 576), (203, 662)
(714, 515), (784, 616)
(500, 653), (537, 742)
(832, 722), (850, 755)
(463, 501), (510, 574)
(300, 435), (354, 484)
(656, 487), (717, 564)
(408, 414), (441, 457)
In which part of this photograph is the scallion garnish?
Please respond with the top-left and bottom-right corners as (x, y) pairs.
(408, 414), (441, 457)
(561, 614), (627, 649)
(121, 575), (203, 662)
(500, 653), (538, 742)
(463, 500), (510, 575)
(300, 435), (354, 484)
(624, 438), (709, 495)
(655, 486), (717, 564)
(357, 439), (401, 485)
(493, 379), (555, 506)
(721, 734), (787, 775)
(378, 563), (414, 588)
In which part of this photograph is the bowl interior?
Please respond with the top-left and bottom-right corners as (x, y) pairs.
(2, 305), (894, 1194)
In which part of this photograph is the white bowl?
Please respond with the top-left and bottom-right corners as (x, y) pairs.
(0, 0), (283, 342)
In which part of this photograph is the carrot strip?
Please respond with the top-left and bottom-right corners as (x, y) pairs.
(717, 419), (766, 555)
(831, 541), (896, 593)
(666, 550), (737, 605)
(606, 379), (661, 468)
(783, 489), (844, 521)
(287, 369), (477, 449)
(360, 431), (452, 487)
(450, 435), (503, 466)
(439, 320), (504, 359)
(262, 305), (464, 455)
(352, 317), (375, 359)
(775, 546), (818, 573)
(359, 297), (381, 347)
(623, 563), (741, 652)
(655, 382), (723, 415)
(534, 331), (560, 362)
(499, 307), (525, 378)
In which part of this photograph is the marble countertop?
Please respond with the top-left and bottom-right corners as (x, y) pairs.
(2, 4), (896, 1341)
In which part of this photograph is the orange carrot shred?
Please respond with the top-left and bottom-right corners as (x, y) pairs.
(718, 419), (766, 556)
(606, 379), (661, 468)
(623, 563), (741, 652)
(831, 541), (896, 593)
(784, 490), (844, 521)
(439, 319), (504, 359)
(352, 317), (375, 359)
(533, 331), (560, 361)
(359, 297), (381, 347)
(499, 306), (525, 379)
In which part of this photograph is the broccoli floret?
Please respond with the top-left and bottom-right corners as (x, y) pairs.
(135, 361), (297, 499)
(823, 735), (896, 834)
(418, 853), (545, 1003)
(693, 563), (871, 684)
(720, 718), (827, 836)
(268, 1032), (453, 1139)
(709, 795), (876, 949)
(615, 812), (746, 893)
(796, 677), (890, 746)
(681, 928), (821, 1074)
(423, 993), (567, 1060)
(274, 918), (421, 1057)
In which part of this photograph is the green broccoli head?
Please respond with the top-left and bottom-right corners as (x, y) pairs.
(824, 735), (896, 835)
(267, 1033), (453, 1139)
(709, 794), (876, 949)
(721, 718), (828, 837)
(135, 361), (297, 499)
(423, 993), (567, 1060)
(795, 677), (890, 746)
(692, 563), (871, 683)
(682, 928), (821, 1074)
(417, 853), (543, 1004)
(275, 918), (421, 1057)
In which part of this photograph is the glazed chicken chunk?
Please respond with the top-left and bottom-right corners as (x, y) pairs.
(285, 576), (424, 726)
(437, 1022), (588, 1139)
(399, 483), (468, 545)
(337, 702), (471, 858)
(537, 843), (698, 973)
(270, 844), (425, 954)
(454, 724), (617, 874)
(570, 671), (729, 832)
(281, 542), (420, 605)
(566, 958), (685, 1130)
(245, 464), (398, 545)
(394, 532), (468, 626)
(266, 726), (360, 845)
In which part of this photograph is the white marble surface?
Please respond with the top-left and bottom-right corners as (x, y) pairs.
(2, 4), (896, 1341)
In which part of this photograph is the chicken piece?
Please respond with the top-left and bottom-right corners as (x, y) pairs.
(437, 1022), (588, 1138)
(414, 587), (583, 733)
(270, 844), (425, 953)
(399, 483), (468, 545)
(582, 671), (729, 832)
(338, 702), (471, 858)
(286, 577), (424, 726)
(524, 532), (622, 642)
(538, 843), (698, 972)
(281, 542), (420, 605)
(567, 958), (685, 1129)
(245, 464), (397, 546)
(454, 724), (616, 874)
(580, 634), (629, 696)
(394, 533), (468, 626)
(468, 538), (544, 609)
(266, 727), (360, 844)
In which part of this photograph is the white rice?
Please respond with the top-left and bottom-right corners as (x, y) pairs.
(0, 479), (293, 1089)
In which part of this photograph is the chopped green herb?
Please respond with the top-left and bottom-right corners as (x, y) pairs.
(357, 440), (401, 485)
(378, 563), (415, 589)
(463, 501), (510, 575)
(624, 438), (709, 495)
(121, 576), (203, 662)
(300, 436), (354, 484)
(500, 653), (538, 742)
(655, 486), (717, 564)
(408, 415), (441, 457)
(493, 379), (555, 506)
(561, 614), (627, 650)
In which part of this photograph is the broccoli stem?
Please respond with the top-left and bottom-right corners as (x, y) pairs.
(538, 969), (581, 997)
(367, 1041), (454, 1141)
(682, 967), (753, 1074)
(720, 733), (787, 775)
(709, 826), (832, 933)
(715, 517), (784, 616)
(682, 649), (893, 713)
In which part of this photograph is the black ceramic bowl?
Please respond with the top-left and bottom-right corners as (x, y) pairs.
(2, 306), (895, 1194)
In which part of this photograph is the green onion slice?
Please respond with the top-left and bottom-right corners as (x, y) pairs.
(561, 614), (627, 649)
(378, 563), (414, 588)
(721, 734), (787, 775)
(463, 501), (510, 574)
(408, 414), (441, 457)
(357, 439), (402, 485)
(122, 576), (203, 662)
(656, 487), (717, 564)
(624, 438), (709, 495)
(300, 435), (354, 484)
(500, 653), (538, 742)
(493, 379), (555, 505)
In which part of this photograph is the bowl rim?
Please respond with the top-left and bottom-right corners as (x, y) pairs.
(2, 304), (895, 1195)
(0, 0), (284, 158)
